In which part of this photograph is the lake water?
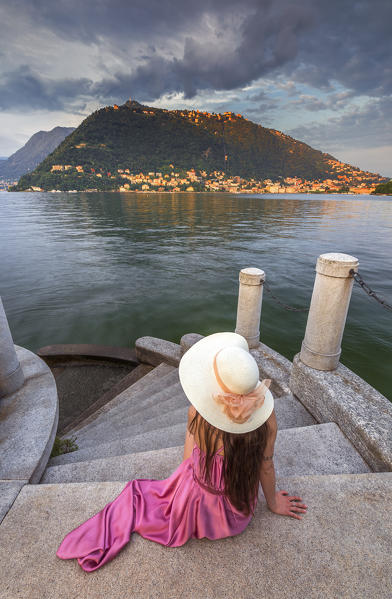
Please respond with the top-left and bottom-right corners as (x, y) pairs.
(1, 191), (391, 400)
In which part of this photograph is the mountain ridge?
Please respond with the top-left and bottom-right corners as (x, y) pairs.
(0, 126), (75, 180)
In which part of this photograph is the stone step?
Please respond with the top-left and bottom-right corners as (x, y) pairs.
(65, 362), (175, 435)
(73, 404), (189, 449)
(68, 390), (316, 451)
(48, 422), (187, 466)
(42, 446), (184, 483)
(86, 368), (181, 423)
(274, 393), (316, 428)
(74, 375), (184, 440)
(42, 422), (371, 483)
(2, 473), (391, 598)
(60, 362), (154, 436)
(48, 418), (371, 480)
(0, 481), (26, 524)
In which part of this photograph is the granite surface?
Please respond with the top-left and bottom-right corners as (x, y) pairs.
(79, 368), (180, 427)
(290, 353), (392, 471)
(250, 341), (293, 396)
(135, 336), (182, 367)
(1, 473), (391, 599)
(76, 390), (315, 447)
(66, 362), (175, 434)
(0, 346), (58, 483)
(180, 333), (204, 354)
(49, 421), (188, 465)
(42, 421), (370, 483)
(60, 363), (154, 435)
(0, 481), (26, 524)
(75, 403), (189, 448)
(74, 374), (183, 441)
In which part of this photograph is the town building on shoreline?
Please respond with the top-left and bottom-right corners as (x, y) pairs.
(15, 164), (384, 194)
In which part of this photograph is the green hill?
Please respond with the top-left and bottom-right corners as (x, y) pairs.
(371, 180), (392, 195)
(13, 100), (385, 191)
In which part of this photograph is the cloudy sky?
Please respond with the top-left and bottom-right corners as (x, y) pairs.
(1, 0), (391, 175)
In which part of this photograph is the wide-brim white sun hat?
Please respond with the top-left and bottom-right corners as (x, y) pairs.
(178, 332), (274, 434)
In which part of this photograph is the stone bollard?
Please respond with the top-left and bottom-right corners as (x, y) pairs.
(300, 252), (359, 371)
(0, 297), (24, 398)
(235, 267), (265, 349)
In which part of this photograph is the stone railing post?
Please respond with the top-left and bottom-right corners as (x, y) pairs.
(235, 267), (265, 349)
(0, 297), (24, 398)
(300, 252), (359, 371)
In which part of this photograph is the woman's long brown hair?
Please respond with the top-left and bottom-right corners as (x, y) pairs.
(188, 410), (269, 516)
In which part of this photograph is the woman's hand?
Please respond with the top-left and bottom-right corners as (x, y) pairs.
(268, 490), (308, 520)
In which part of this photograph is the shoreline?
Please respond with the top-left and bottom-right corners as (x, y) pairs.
(2, 189), (390, 196)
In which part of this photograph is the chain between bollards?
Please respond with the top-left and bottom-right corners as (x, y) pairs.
(262, 280), (309, 312)
(349, 269), (392, 312)
(234, 268), (392, 314)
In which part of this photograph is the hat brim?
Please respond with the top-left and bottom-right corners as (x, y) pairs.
(178, 332), (274, 434)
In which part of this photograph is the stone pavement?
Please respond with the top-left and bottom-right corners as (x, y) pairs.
(0, 474), (391, 599)
(1, 335), (391, 599)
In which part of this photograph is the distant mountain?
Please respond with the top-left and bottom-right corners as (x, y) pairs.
(0, 126), (75, 180)
(14, 101), (385, 191)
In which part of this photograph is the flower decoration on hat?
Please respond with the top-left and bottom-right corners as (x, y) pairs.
(212, 350), (271, 424)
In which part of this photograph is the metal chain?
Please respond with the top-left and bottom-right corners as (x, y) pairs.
(262, 280), (309, 312)
(237, 270), (391, 314)
(349, 269), (392, 312)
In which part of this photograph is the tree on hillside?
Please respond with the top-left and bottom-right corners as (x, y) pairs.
(371, 180), (392, 195)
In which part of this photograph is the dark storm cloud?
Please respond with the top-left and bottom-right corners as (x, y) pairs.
(90, 0), (314, 100)
(9, 0), (238, 43)
(1, 0), (391, 110)
(123, 0), (392, 100)
(0, 66), (92, 111)
(291, 0), (392, 97)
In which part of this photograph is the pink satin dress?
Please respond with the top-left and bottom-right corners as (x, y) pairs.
(56, 441), (256, 572)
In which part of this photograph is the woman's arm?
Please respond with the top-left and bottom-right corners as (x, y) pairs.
(259, 410), (308, 520)
(183, 405), (197, 461)
(259, 410), (278, 508)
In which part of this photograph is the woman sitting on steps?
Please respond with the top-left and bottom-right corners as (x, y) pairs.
(56, 332), (307, 572)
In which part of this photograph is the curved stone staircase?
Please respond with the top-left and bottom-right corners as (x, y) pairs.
(1, 336), (391, 599)
(42, 359), (370, 483)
